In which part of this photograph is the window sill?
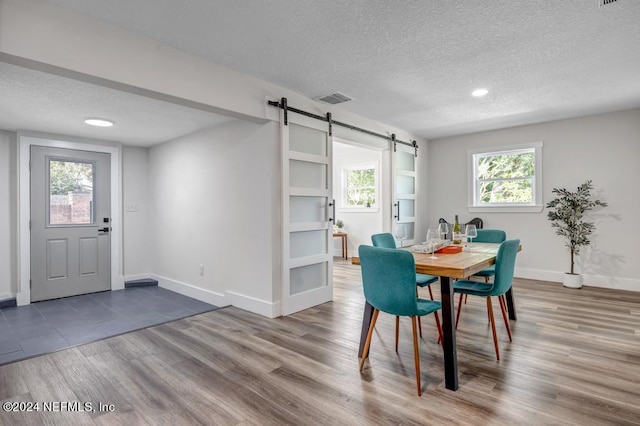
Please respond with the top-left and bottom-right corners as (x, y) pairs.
(338, 207), (380, 214)
(467, 205), (544, 213)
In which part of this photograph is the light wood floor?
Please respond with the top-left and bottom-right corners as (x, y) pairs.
(1, 259), (639, 425)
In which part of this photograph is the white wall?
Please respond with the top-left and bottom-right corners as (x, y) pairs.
(0, 131), (17, 298)
(428, 109), (640, 291)
(148, 119), (280, 315)
(122, 146), (150, 278)
(333, 142), (384, 257)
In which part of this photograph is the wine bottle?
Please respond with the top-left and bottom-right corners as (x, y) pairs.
(452, 215), (461, 244)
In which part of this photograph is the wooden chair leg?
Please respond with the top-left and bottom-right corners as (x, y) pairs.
(415, 288), (423, 338)
(464, 294), (468, 304)
(433, 311), (444, 348)
(411, 316), (422, 396)
(427, 285), (434, 300)
(455, 293), (464, 329)
(486, 297), (500, 361)
(359, 309), (380, 372)
(498, 295), (512, 342)
(395, 316), (400, 352)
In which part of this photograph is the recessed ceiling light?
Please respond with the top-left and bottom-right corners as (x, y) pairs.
(472, 88), (489, 97)
(84, 118), (114, 127)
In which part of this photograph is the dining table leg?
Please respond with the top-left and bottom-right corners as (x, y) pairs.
(505, 288), (517, 320)
(358, 301), (375, 358)
(439, 276), (458, 391)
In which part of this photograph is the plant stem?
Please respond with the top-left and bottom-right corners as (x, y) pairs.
(570, 249), (574, 275)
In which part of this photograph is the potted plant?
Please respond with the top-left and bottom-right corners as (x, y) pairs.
(546, 180), (607, 288)
(335, 219), (345, 233)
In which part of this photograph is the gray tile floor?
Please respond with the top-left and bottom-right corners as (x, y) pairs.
(0, 286), (219, 365)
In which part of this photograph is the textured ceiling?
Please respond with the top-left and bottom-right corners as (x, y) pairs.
(0, 62), (232, 146)
(12, 0), (640, 141)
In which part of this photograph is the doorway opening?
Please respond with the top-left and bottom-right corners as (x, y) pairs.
(18, 134), (122, 306)
(331, 139), (389, 261)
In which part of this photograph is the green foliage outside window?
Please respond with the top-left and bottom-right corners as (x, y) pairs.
(476, 151), (534, 204)
(345, 168), (376, 207)
(50, 160), (94, 195)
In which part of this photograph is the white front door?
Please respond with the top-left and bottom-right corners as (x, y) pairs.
(281, 113), (333, 316)
(392, 144), (418, 246)
(30, 146), (111, 302)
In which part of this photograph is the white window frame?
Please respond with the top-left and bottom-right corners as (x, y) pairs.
(339, 161), (379, 212)
(467, 141), (543, 213)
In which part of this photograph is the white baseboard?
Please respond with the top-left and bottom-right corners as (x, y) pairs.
(580, 274), (640, 292)
(0, 293), (15, 301)
(516, 267), (640, 292)
(151, 274), (229, 308)
(225, 291), (281, 318)
(149, 274), (279, 317)
(515, 267), (562, 283)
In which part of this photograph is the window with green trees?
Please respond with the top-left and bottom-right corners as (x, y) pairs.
(49, 159), (95, 225)
(343, 165), (377, 208)
(468, 142), (543, 212)
(49, 160), (94, 195)
(475, 149), (535, 204)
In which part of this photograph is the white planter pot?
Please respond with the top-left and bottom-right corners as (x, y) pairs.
(563, 273), (582, 289)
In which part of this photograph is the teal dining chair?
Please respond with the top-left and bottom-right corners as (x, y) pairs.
(371, 233), (439, 299)
(371, 233), (439, 340)
(471, 229), (507, 282)
(358, 245), (443, 396)
(453, 239), (520, 360)
(462, 229), (508, 305)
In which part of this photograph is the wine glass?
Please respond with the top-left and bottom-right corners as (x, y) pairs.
(465, 224), (477, 250)
(438, 222), (449, 241)
(395, 224), (407, 247)
(426, 228), (438, 259)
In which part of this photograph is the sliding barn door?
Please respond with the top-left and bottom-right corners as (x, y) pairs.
(281, 113), (333, 316)
(392, 144), (418, 246)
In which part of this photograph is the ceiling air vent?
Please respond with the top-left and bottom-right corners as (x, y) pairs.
(600, 0), (617, 6)
(315, 92), (353, 105)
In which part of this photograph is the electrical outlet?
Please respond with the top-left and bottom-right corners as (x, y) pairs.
(199, 264), (204, 276)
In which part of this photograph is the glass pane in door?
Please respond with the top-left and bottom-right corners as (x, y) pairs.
(290, 262), (328, 295)
(290, 230), (327, 259)
(49, 159), (95, 225)
(290, 123), (327, 156)
(396, 151), (415, 172)
(396, 174), (415, 196)
(290, 160), (327, 189)
(398, 199), (415, 220)
(396, 223), (415, 245)
(290, 196), (326, 223)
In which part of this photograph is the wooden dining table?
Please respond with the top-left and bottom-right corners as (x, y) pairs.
(354, 242), (519, 391)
